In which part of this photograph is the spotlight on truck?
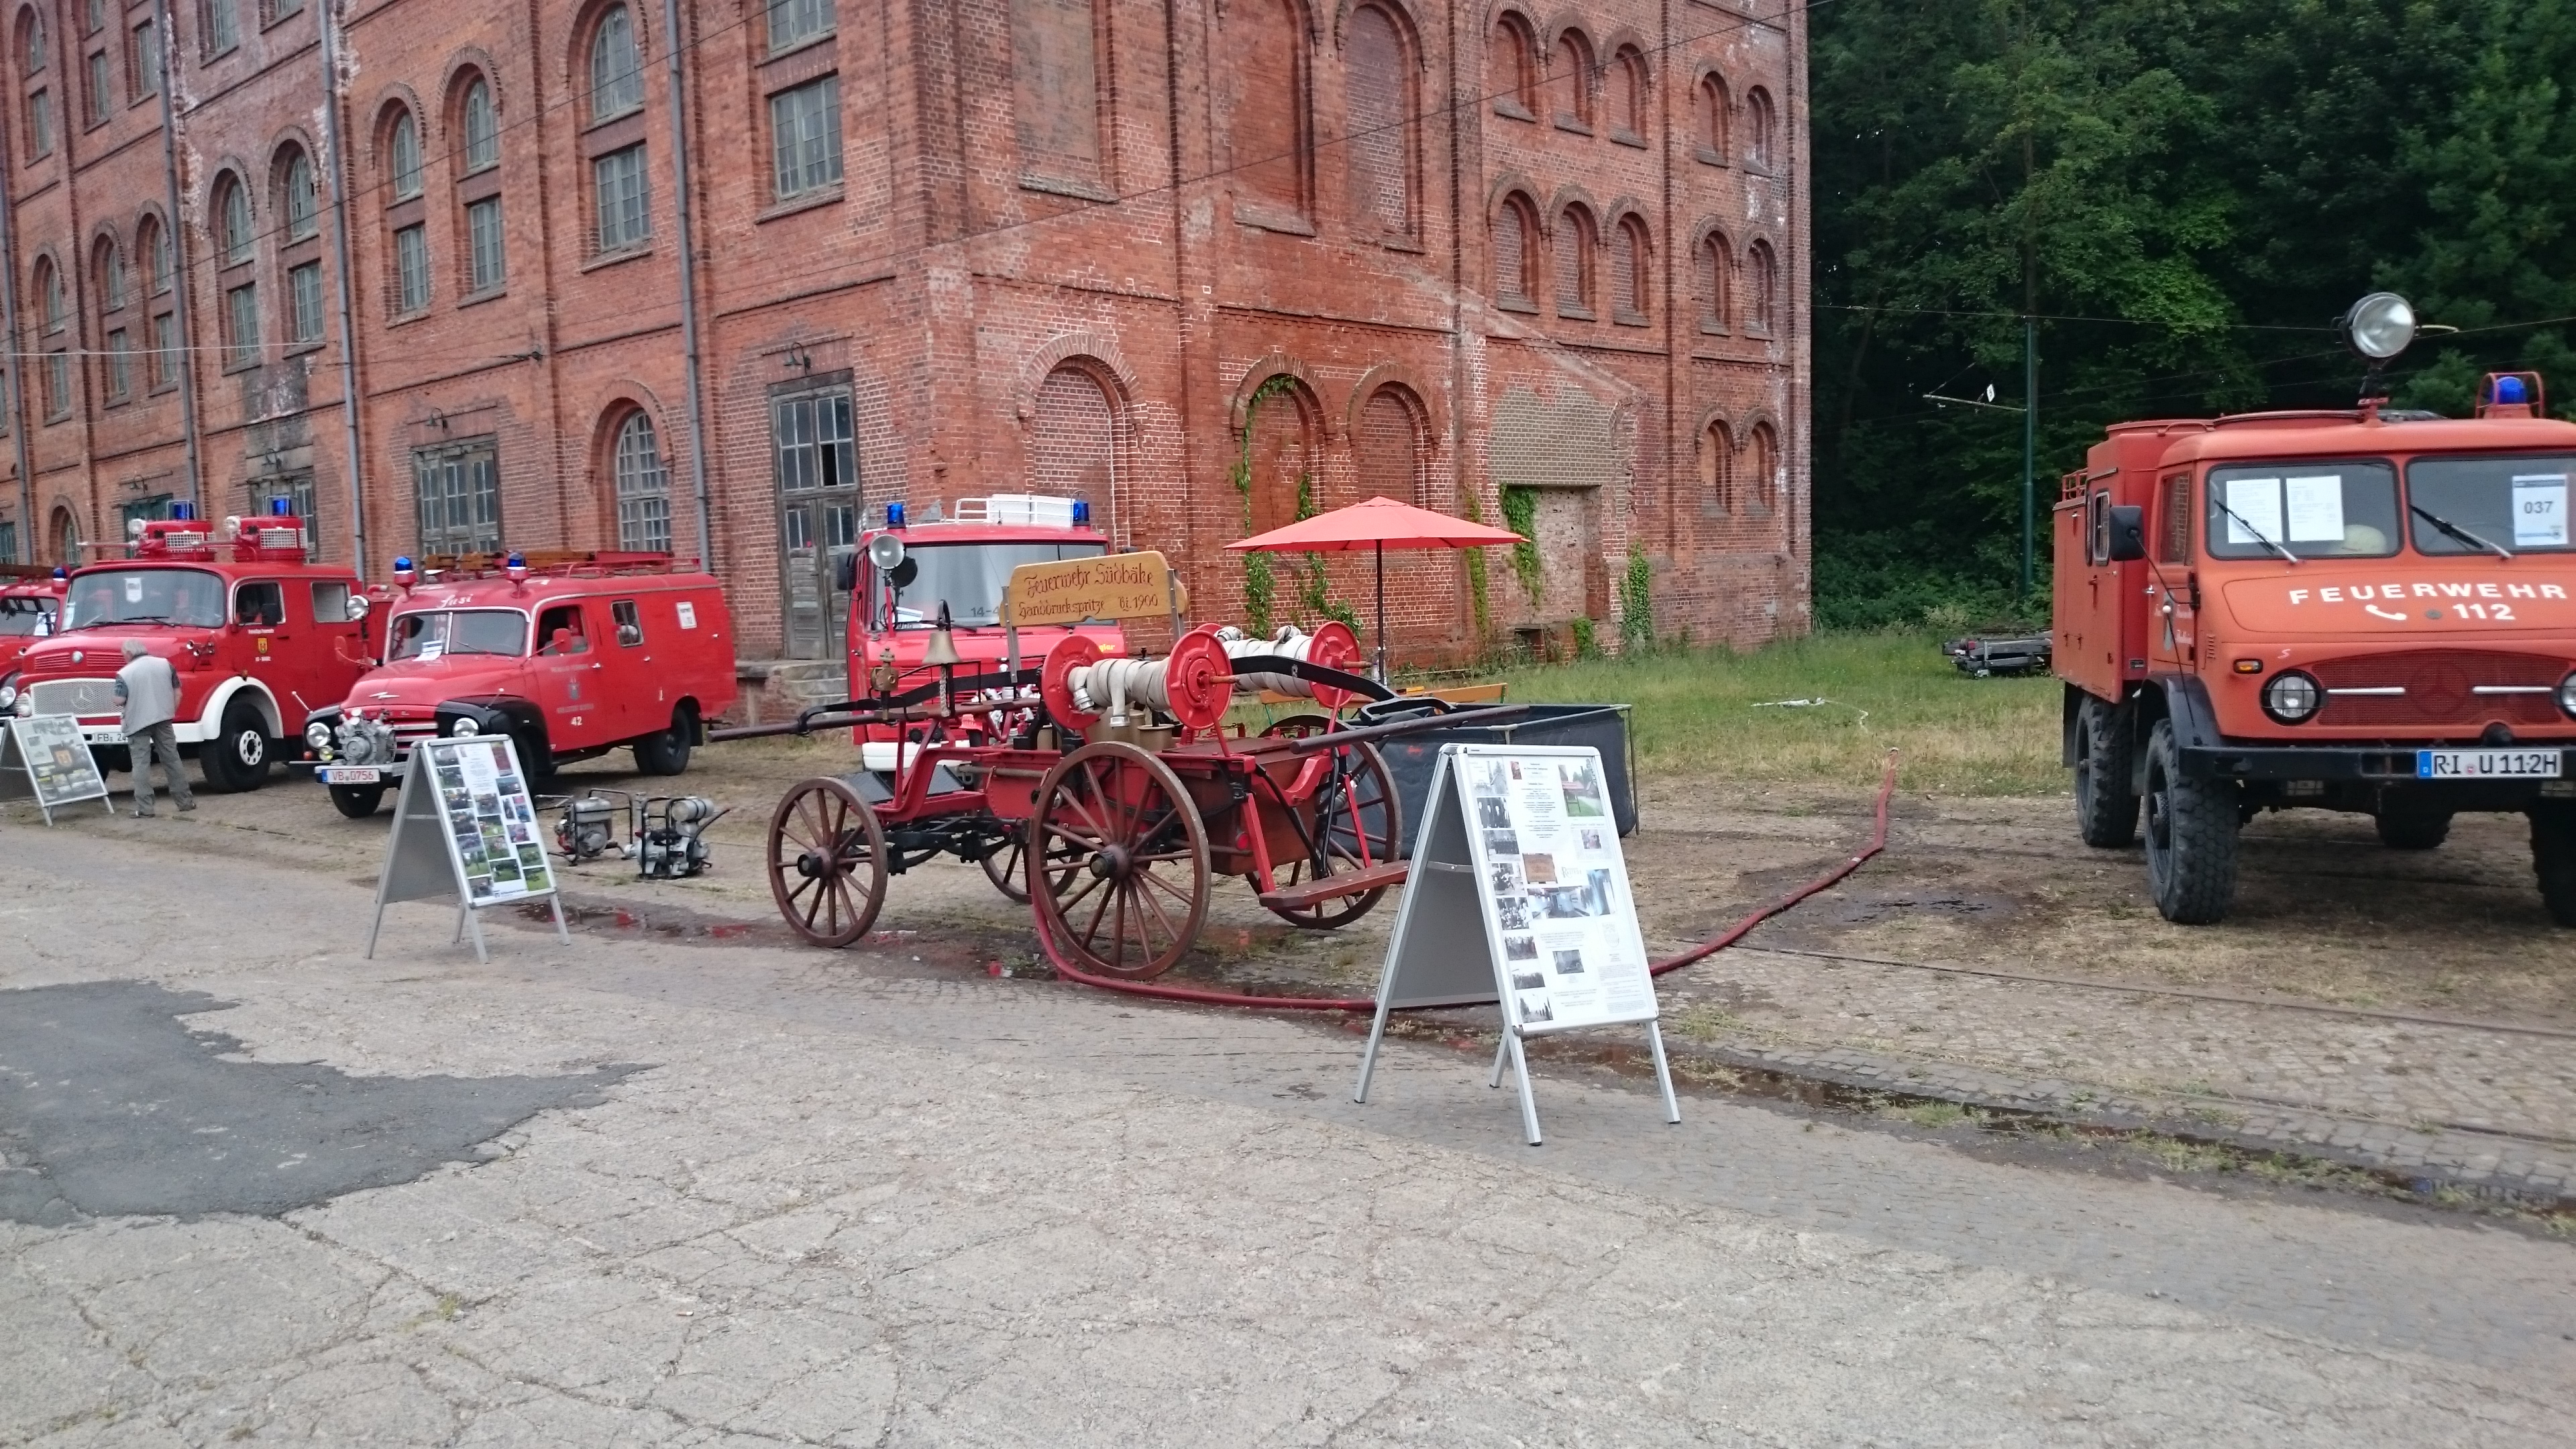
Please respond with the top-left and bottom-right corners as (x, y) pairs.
(2341, 292), (2418, 363)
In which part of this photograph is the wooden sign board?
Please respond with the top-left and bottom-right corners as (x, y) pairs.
(1353, 744), (1677, 1144)
(1001, 550), (1178, 627)
(365, 735), (570, 963)
(0, 715), (113, 824)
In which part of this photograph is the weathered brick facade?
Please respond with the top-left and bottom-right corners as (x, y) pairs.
(0, 0), (1808, 667)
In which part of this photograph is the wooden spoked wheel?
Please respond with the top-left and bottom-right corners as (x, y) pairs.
(1256, 716), (1404, 928)
(1028, 742), (1211, 979)
(979, 820), (1032, 904)
(766, 776), (891, 948)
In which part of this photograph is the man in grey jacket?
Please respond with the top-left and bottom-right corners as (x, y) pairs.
(115, 638), (193, 816)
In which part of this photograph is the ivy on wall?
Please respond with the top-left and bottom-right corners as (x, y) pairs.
(1231, 375), (1298, 637)
(1461, 490), (1492, 633)
(1293, 474), (1360, 633)
(1498, 485), (1541, 602)
(1620, 545), (1653, 649)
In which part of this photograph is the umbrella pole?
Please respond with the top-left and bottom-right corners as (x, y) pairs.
(1373, 540), (1387, 685)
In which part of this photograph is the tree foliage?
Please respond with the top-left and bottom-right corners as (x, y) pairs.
(1814, 0), (2576, 627)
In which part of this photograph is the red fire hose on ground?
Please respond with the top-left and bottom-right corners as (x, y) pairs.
(1038, 749), (1904, 1011)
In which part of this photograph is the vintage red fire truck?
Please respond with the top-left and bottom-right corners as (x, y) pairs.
(838, 494), (1126, 750)
(0, 564), (66, 684)
(297, 551), (737, 817)
(5, 508), (370, 790)
(2056, 292), (2576, 924)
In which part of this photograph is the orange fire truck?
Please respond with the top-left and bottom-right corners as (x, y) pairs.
(2056, 292), (2576, 924)
(6, 508), (372, 790)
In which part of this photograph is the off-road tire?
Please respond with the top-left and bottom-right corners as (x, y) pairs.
(510, 725), (556, 784)
(634, 704), (694, 776)
(2141, 718), (2238, 924)
(199, 699), (273, 793)
(2375, 810), (2453, 851)
(2530, 806), (2576, 926)
(2073, 694), (2139, 847)
(329, 783), (386, 819)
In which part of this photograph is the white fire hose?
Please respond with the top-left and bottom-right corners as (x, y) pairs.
(1214, 626), (1339, 699)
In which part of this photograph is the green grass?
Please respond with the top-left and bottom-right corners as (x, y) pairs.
(1486, 630), (2063, 797)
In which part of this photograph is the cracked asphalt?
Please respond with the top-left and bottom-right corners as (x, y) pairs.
(2, 824), (2572, 1445)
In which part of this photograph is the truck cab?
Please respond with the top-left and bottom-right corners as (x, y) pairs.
(299, 551), (737, 817)
(0, 566), (65, 686)
(7, 509), (369, 791)
(843, 495), (1124, 752)
(2057, 350), (2576, 924)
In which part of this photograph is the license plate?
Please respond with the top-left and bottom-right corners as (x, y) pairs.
(319, 766), (382, 784)
(2417, 749), (2564, 779)
(89, 730), (124, 746)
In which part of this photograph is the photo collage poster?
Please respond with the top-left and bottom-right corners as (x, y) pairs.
(427, 738), (555, 906)
(9, 715), (107, 806)
(1459, 747), (1656, 1033)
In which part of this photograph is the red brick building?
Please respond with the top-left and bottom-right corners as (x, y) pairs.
(0, 0), (1807, 672)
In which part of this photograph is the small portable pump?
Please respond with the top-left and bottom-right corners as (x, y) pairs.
(635, 796), (727, 880)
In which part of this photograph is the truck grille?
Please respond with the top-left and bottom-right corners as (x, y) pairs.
(2313, 650), (2566, 727)
(26, 678), (119, 718)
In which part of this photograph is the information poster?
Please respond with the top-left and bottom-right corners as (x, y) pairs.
(425, 737), (554, 904)
(2514, 473), (2569, 548)
(1459, 749), (1655, 1034)
(1, 714), (111, 821)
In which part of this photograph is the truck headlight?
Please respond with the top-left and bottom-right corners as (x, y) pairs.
(2263, 671), (2323, 724)
(0, 684), (15, 711)
(449, 714), (480, 737)
(304, 720), (333, 751)
(2560, 672), (2576, 720)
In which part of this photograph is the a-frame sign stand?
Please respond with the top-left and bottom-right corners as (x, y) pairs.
(365, 735), (570, 963)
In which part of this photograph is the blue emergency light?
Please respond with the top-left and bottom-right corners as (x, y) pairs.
(269, 496), (293, 517)
(886, 501), (907, 529)
(2499, 376), (2529, 405)
(392, 555), (417, 586)
(1072, 498), (1091, 525)
(50, 566), (66, 580)
(504, 551), (527, 584)
(169, 501), (195, 521)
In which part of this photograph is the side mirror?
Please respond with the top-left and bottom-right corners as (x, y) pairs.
(834, 553), (858, 593)
(2106, 505), (2147, 562)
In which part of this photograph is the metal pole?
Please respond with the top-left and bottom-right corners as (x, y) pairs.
(0, 112), (34, 560)
(317, 0), (368, 574)
(150, 0), (203, 515)
(658, 0), (714, 570)
(2021, 315), (2036, 601)
(1374, 539), (1386, 684)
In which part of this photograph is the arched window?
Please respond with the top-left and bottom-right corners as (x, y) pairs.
(1029, 363), (1116, 530)
(50, 505), (76, 565)
(1352, 384), (1424, 503)
(1697, 72), (1729, 162)
(1700, 419), (1734, 514)
(1488, 14), (1535, 119)
(612, 410), (672, 551)
(1749, 422), (1779, 515)
(1607, 46), (1646, 139)
(17, 7), (49, 162)
(462, 77), (498, 172)
(1747, 239), (1776, 334)
(16, 8), (40, 72)
(1240, 375), (1315, 535)
(1228, 0), (1308, 217)
(217, 174), (253, 262)
(1698, 229), (1731, 332)
(1550, 30), (1591, 131)
(1611, 215), (1648, 320)
(33, 255), (60, 331)
(280, 146), (319, 241)
(1493, 193), (1535, 306)
(386, 108), (422, 199)
(138, 215), (168, 294)
(1554, 203), (1594, 316)
(589, 5), (643, 122)
(1746, 86), (1775, 171)
(93, 236), (123, 312)
(1345, 3), (1415, 240)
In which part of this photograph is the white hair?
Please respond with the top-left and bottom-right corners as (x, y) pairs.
(122, 639), (147, 659)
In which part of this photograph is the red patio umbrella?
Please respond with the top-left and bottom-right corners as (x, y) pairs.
(1227, 496), (1525, 682)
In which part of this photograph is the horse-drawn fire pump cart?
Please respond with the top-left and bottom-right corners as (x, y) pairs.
(718, 537), (1517, 981)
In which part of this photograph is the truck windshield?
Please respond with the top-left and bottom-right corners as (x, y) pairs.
(0, 596), (54, 635)
(2204, 462), (2401, 559)
(2407, 453), (2573, 553)
(389, 609), (529, 659)
(871, 542), (1109, 629)
(61, 568), (225, 628)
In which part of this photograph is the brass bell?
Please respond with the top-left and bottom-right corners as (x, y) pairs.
(922, 600), (964, 668)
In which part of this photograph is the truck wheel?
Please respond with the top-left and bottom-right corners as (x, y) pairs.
(2141, 718), (2238, 924)
(328, 784), (386, 819)
(199, 699), (274, 793)
(633, 704), (694, 776)
(2531, 806), (2576, 926)
(2073, 694), (2139, 847)
(2375, 810), (2453, 850)
(510, 726), (556, 784)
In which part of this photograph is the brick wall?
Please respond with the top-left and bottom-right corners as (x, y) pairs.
(0, 0), (1810, 667)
